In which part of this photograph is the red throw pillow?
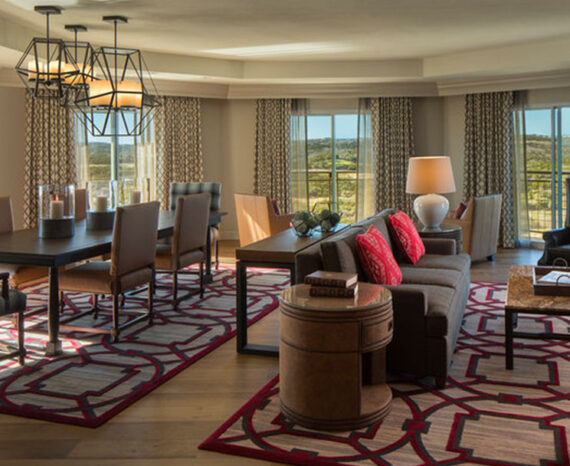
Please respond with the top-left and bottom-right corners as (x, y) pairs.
(270, 198), (281, 215)
(388, 211), (425, 264)
(453, 201), (468, 219)
(356, 225), (402, 285)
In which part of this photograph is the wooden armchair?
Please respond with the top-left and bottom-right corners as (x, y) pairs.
(445, 194), (502, 262)
(234, 193), (294, 247)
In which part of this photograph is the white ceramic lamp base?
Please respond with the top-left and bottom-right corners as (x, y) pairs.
(413, 193), (449, 230)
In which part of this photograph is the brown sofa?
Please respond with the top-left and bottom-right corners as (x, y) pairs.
(295, 208), (471, 388)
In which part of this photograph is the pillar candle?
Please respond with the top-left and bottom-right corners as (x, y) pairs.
(130, 191), (142, 204)
(95, 196), (108, 212)
(49, 200), (64, 219)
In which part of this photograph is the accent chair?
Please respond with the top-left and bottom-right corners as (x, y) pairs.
(539, 178), (570, 265)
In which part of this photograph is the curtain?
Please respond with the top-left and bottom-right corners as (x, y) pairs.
(254, 99), (292, 212)
(464, 91), (515, 248)
(513, 94), (531, 246)
(290, 99), (308, 212)
(370, 97), (415, 215)
(356, 98), (375, 220)
(24, 90), (76, 228)
(155, 96), (203, 210)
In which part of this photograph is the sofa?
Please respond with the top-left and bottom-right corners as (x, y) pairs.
(295, 208), (471, 388)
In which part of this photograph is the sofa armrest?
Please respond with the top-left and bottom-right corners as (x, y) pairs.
(543, 227), (570, 247)
(422, 238), (456, 255)
(383, 285), (428, 318)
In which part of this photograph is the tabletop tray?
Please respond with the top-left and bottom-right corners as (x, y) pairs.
(532, 265), (570, 296)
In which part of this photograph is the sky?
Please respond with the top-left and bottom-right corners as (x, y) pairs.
(308, 114), (358, 140)
(525, 108), (570, 136)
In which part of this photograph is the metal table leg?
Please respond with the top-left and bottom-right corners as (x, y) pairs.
(505, 308), (514, 370)
(204, 225), (213, 284)
(45, 266), (63, 357)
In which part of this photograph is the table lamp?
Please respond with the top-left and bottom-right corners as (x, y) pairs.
(406, 156), (456, 231)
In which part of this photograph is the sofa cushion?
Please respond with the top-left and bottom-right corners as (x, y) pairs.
(388, 211), (425, 264)
(356, 225), (402, 285)
(321, 232), (366, 280)
(414, 253), (471, 273)
(357, 208), (396, 252)
(400, 266), (463, 289)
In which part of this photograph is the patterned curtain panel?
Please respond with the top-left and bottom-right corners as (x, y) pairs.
(24, 91), (76, 228)
(290, 99), (308, 212)
(254, 99), (292, 212)
(464, 91), (515, 248)
(370, 97), (415, 215)
(155, 96), (203, 210)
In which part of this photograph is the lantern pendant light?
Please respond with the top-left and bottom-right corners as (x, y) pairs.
(15, 6), (80, 100)
(73, 15), (160, 137)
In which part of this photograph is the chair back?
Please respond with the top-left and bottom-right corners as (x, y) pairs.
(170, 182), (221, 212)
(111, 201), (160, 278)
(75, 189), (88, 220)
(173, 193), (210, 257)
(234, 193), (275, 247)
(0, 197), (13, 234)
(470, 194), (502, 261)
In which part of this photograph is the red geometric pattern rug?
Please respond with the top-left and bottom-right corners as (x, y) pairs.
(0, 266), (288, 427)
(200, 282), (570, 465)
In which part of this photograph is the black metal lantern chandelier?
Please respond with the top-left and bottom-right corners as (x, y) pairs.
(16, 6), (159, 137)
(73, 16), (160, 137)
(15, 6), (81, 99)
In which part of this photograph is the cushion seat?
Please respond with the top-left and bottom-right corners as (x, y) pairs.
(547, 245), (570, 258)
(400, 267), (463, 289)
(411, 253), (471, 273)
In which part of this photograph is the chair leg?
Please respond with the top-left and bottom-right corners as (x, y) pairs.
(93, 294), (99, 319)
(17, 311), (25, 366)
(199, 261), (204, 298)
(172, 270), (178, 310)
(148, 280), (154, 325)
(60, 292), (65, 313)
(215, 238), (219, 270)
(112, 294), (120, 343)
(120, 293), (126, 307)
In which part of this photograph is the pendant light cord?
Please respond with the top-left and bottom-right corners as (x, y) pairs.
(46, 11), (52, 185)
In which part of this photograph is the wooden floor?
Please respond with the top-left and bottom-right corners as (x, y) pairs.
(0, 244), (542, 466)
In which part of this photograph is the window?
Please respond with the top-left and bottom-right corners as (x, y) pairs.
(293, 113), (359, 223)
(516, 107), (570, 241)
(75, 111), (156, 205)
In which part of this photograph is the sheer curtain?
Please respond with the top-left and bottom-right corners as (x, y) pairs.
(513, 94), (531, 246)
(290, 99), (308, 212)
(356, 98), (375, 220)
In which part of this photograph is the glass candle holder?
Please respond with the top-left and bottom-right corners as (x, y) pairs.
(119, 178), (150, 205)
(86, 180), (118, 212)
(38, 184), (75, 238)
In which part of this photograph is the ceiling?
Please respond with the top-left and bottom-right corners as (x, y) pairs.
(1, 0), (570, 94)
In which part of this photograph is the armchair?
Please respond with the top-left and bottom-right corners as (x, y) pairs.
(234, 193), (294, 247)
(539, 178), (570, 265)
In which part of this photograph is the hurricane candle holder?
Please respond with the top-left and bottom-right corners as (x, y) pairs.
(38, 184), (75, 238)
(86, 180), (117, 230)
(119, 177), (150, 206)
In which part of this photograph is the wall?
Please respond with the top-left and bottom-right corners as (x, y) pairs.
(0, 86), (26, 229)
(202, 98), (257, 240)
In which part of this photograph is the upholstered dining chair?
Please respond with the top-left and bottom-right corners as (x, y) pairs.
(155, 193), (210, 309)
(0, 197), (47, 288)
(169, 182), (221, 269)
(59, 201), (160, 342)
(0, 272), (26, 365)
(75, 188), (88, 221)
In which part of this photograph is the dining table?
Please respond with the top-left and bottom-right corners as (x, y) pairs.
(0, 209), (226, 356)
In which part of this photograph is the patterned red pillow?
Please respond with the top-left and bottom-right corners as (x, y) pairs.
(388, 210), (425, 264)
(356, 225), (402, 285)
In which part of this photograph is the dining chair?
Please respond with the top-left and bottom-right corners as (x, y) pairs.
(156, 193), (210, 309)
(169, 182), (221, 269)
(59, 201), (160, 342)
(0, 272), (26, 365)
(75, 188), (88, 221)
(0, 197), (47, 288)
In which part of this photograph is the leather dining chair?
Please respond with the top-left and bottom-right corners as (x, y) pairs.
(170, 182), (221, 269)
(0, 272), (27, 365)
(59, 201), (160, 342)
(155, 193), (210, 309)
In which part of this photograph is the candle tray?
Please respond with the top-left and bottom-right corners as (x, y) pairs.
(39, 217), (75, 239)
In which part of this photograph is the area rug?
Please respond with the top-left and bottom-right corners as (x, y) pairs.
(200, 282), (570, 465)
(0, 266), (289, 427)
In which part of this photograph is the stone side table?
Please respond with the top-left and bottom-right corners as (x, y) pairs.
(279, 283), (393, 431)
(416, 223), (463, 254)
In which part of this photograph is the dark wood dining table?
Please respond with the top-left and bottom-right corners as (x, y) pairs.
(0, 210), (226, 356)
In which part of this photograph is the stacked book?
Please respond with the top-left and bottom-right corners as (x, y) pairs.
(304, 270), (358, 298)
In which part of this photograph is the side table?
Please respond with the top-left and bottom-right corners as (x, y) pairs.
(279, 283), (393, 431)
(416, 223), (463, 254)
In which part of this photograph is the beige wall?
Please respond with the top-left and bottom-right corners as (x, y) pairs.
(202, 98), (257, 240)
(0, 86), (26, 229)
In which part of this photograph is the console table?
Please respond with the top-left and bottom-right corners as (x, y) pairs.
(235, 225), (348, 357)
(279, 283), (393, 430)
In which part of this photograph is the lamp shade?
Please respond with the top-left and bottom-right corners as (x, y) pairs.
(406, 156), (456, 194)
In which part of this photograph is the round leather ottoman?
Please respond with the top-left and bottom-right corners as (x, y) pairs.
(279, 283), (393, 431)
